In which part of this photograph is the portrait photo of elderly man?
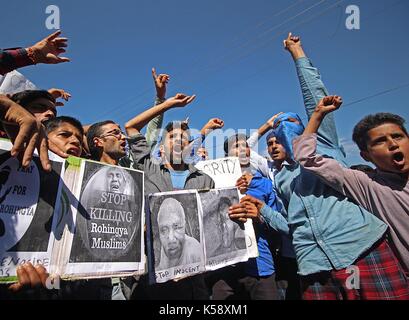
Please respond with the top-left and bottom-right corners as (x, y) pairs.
(156, 197), (202, 270)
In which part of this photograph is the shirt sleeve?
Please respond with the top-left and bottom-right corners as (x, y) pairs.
(127, 133), (152, 166)
(247, 131), (259, 149)
(249, 150), (271, 180)
(260, 204), (289, 235)
(294, 57), (340, 148)
(145, 97), (165, 148)
(0, 48), (34, 76)
(293, 133), (375, 211)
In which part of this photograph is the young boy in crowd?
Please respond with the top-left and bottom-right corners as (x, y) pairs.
(44, 116), (83, 157)
(294, 98), (409, 279)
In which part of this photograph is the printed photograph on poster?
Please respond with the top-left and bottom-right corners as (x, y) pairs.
(195, 157), (258, 259)
(148, 190), (204, 283)
(68, 161), (144, 265)
(199, 188), (248, 269)
(0, 141), (64, 279)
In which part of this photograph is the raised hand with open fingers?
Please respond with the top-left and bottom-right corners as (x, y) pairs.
(28, 30), (70, 65)
(166, 93), (196, 108)
(48, 88), (71, 107)
(266, 112), (284, 128)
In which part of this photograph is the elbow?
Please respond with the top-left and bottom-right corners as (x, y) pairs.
(124, 122), (139, 136)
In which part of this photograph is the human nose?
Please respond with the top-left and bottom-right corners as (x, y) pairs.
(69, 136), (81, 146)
(167, 228), (176, 241)
(388, 137), (399, 150)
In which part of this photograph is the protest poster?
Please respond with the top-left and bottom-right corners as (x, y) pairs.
(146, 187), (254, 284)
(196, 157), (258, 259)
(0, 139), (64, 282)
(147, 190), (205, 284)
(49, 157), (145, 279)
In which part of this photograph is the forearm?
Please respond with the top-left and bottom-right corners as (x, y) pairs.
(288, 46), (306, 61)
(293, 134), (373, 210)
(259, 204), (289, 235)
(0, 95), (16, 118)
(303, 112), (325, 136)
(293, 56), (340, 146)
(0, 48), (34, 76)
(257, 122), (271, 138)
(125, 100), (172, 136)
(145, 97), (165, 147)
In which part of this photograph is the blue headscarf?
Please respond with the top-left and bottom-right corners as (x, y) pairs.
(265, 129), (277, 144)
(272, 112), (305, 160)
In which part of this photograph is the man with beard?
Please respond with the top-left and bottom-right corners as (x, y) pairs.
(156, 198), (202, 270)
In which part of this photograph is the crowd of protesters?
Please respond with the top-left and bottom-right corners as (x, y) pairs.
(1, 30), (409, 301)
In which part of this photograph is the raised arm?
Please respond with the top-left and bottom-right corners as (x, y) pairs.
(293, 96), (375, 213)
(248, 113), (283, 149)
(303, 96), (343, 136)
(284, 33), (339, 147)
(246, 113), (283, 179)
(0, 31), (69, 76)
(145, 68), (169, 147)
(124, 93), (196, 136)
(182, 118), (224, 164)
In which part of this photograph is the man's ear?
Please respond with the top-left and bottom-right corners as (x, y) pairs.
(360, 150), (372, 163)
(94, 137), (103, 148)
(159, 144), (165, 153)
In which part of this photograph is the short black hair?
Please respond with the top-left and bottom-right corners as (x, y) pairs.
(11, 90), (56, 108)
(353, 113), (408, 151)
(218, 197), (232, 210)
(162, 121), (191, 142)
(44, 116), (84, 137)
(86, 120), (116, 160)
(224, 133), (249, 155)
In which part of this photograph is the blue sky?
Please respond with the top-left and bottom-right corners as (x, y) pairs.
(1, 0), (408, 164)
